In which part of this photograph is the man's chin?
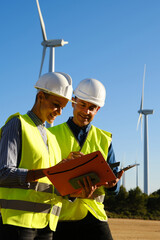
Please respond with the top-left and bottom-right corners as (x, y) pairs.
(79, 121), (89, 127)
(47, 117), (56, 125)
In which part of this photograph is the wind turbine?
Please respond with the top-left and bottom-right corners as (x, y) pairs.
(36, 0), (68, 128)
(137, 64), (154, 195)
(135, 162), (140, 188)
(121, 163), (126, 188)
(135, 153), (140, 188)
(36, 0), (68, 77)
(121, 154), (126, 188)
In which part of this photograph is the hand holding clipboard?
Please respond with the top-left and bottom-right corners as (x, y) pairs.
(43, 151), (116, 196)
(43, 151), (138, 196)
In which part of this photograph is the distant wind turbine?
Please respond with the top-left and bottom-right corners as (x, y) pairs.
(135, 161), (140, 188)
(121, 154), (126, 188)
(36, 0), (68, 77)
(137, 64), (154, 195)
(122, 163), (126, 188)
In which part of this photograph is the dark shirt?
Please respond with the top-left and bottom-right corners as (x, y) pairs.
(66, 117), (91, 149)
(66, 117), (116, 164)
(66, 117), (120, 193)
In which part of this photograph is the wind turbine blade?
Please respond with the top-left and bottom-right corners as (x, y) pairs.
(137, 113), (143, 130)
(140, 64), (146, 110)
(36, 0), (47, 41)
(137, 113), (143, 140)
(39, 46), (46, 77)
(137, 114), (141, 130)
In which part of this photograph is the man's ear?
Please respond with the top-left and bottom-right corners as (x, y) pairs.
(96, 106), (101, 113)
(97, 106), (101, 111)
(37, 91), (45, 102)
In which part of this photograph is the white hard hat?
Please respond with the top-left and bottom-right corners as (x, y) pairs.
(74, 78), (106, 107)
(34, 72), (73, 101)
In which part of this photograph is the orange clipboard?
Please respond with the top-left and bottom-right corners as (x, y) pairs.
(43, 151), (117, 196)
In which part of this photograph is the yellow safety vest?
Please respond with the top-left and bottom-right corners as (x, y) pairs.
(49, 122), (112, 221)
(0, 113), (62, 231)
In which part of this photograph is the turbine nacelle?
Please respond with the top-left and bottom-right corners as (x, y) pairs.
(41, 39), (68, 48)
(138, 109), (154, 115)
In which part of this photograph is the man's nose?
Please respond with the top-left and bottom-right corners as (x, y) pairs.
(83, 107), (90, 114)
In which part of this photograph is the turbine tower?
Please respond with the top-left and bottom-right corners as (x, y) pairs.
(122, 167), (126, 188)
(36, 0), (68, 127)
(137, 64), (154, 195)
(135, 162), (140, 188)
(121, 154), (126, 188)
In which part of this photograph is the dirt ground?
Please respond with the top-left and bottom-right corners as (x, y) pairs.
(108, 218), (160, 240)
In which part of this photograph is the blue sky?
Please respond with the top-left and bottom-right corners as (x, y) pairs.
(0, 0), (159, 194)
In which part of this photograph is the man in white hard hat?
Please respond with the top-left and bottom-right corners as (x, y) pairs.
(0, 72), (75, 240)
(49, 78), (123, 240)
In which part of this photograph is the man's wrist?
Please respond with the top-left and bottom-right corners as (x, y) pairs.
(26, 169), (45, 182)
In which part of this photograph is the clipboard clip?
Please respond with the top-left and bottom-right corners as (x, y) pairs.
(109, 162), (120, 169)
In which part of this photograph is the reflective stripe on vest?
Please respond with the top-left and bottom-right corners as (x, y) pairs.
(0, 182), (53, 193)
(94, 195), (105, 203)
(0, 199), (61, 216)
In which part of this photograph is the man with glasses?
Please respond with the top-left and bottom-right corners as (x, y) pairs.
(0, 72), (73, 240)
